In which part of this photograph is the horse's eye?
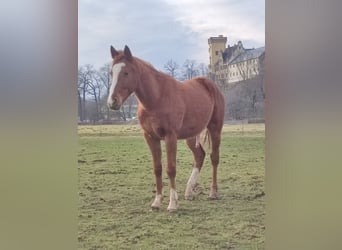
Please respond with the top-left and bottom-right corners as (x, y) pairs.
(124, 72), (128, 76)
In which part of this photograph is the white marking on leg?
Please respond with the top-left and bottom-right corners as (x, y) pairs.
(195, 134), (200, 148)
(107, 62), (125, 107)
(196, 129), (209, 151)
(167, 188), (178, 212)
(151, 193), (163, 209)
(185, 168), (200, 199)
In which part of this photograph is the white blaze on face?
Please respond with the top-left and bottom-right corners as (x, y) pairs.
(107, 62), (126, 106)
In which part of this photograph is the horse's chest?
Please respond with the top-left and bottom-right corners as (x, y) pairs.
(138, 111), (183, 139)
(140, 120), (166, 139)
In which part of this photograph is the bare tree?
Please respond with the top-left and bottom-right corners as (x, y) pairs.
(98, 63), (112, 120)
(125, 94), (138, 119)
(232, 57), (265, 119)
(98, 63), (111, 95)
(78, 65), (93, 121)
(77, 71), (84, 122)
(164, 59), (179, 78)
(236, 61), (249, 82)
(257, 52), (265, 100)
(198, 63), (209, 77)
(182, 59), (199, 80)
(86, 65), (103, 122)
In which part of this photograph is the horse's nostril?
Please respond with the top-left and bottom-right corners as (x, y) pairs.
(108, 97), (120, 110)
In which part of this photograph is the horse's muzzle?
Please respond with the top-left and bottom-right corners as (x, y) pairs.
(108, 97), (121, 110)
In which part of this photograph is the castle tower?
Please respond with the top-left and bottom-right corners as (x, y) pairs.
(208, 35), (227, 75)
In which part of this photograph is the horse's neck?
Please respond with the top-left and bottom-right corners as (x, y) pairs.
(134, 62), (166, 110)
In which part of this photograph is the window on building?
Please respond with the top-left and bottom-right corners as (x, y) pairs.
(215, 51), (218, 55)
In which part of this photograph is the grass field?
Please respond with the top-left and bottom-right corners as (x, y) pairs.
(78, 124), (265, 249)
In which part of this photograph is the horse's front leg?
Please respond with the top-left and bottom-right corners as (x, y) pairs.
(144, 132), (163, 209)
(165, 132), (178, 212)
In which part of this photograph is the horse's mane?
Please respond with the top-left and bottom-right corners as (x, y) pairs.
(134, 57), (174, 81)
(134, 57), (165, 74)
(135, 57), (155, 70)
(114, 51), (171, 81)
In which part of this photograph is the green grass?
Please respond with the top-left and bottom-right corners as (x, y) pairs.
(78, 124), (265, 249)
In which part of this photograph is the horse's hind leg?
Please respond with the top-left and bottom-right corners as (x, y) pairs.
(207, 124), (222, 199)
(184, 137), (205, 200)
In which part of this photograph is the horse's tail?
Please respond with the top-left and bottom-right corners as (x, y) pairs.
(195, 129), (211, 153)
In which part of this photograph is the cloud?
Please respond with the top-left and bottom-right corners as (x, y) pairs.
(79, 0), (195, 69)
(79, 0), (264, 69)
(161, 0), (265, 45)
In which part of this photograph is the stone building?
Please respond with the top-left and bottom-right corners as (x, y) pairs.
(208, 35), (265, 84)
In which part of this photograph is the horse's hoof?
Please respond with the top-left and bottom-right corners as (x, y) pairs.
(167, 207), (178, 213)
(209, 196), (219, 200)
(184, 186), (195, 200)
(151, 205), (160, 210)
(151, 194), (162, 209)
(184, 194), (194, 200)
(209, 192), (219, 200)
(151, 201), (161, 210)
(167, 201), (179, 212)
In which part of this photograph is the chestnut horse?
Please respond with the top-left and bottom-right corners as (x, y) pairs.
(107, 45), (224, 212)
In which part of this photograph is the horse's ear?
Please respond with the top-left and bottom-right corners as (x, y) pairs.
(124, 45), (133, 61)
(110, 46), (119, 59)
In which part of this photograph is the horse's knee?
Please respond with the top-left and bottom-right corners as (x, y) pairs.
(166, 166), (176, 179)
(154, 165), (162, 177)
(210, 152), (219, 166)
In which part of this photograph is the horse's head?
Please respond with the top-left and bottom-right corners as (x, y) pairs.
(107, 45), (139, 110)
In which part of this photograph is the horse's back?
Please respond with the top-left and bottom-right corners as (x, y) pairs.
(183, 77), (224, 107)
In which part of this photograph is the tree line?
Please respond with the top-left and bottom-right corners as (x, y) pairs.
(78, 56), (265, 124)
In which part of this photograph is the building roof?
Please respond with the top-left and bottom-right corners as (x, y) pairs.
(222, 45), (238, 63)
(222, 41), (245, 64)
(208, 35), (227, 44)
(230, 47), (265, 64)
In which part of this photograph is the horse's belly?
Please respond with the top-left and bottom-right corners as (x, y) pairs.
(177, 110), (212, 139)
(177, 126), (204, 139)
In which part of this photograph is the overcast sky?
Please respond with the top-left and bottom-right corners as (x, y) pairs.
(79, 0), (264, 70)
